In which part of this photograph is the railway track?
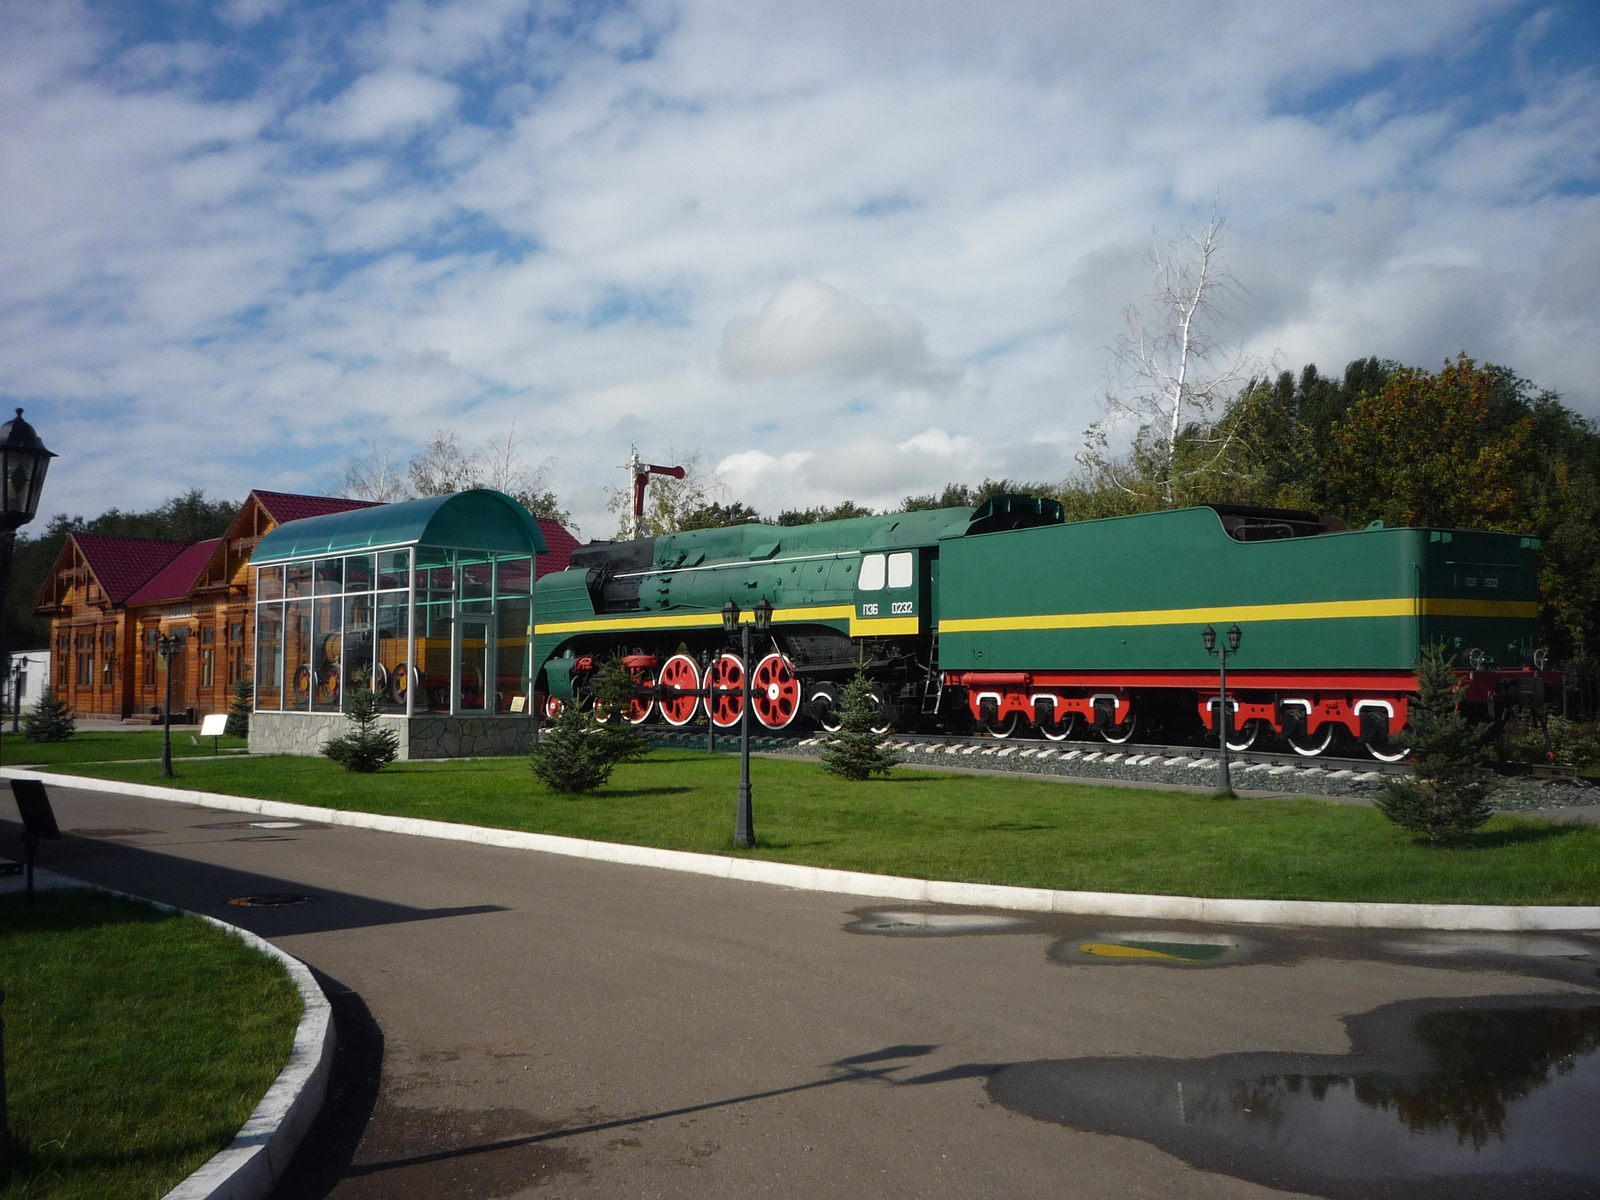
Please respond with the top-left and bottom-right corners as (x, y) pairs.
(633, 723), (1412, 779)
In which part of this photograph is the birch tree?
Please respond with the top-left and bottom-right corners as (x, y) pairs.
(1089, 204), (1263, 507)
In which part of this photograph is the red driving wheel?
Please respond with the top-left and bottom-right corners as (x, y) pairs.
(544, 695), (565, 720)
(625, 667), (656, 724)
(705, 653), (746, 728)
(751, 652), (801, 730)
(657, 654), (701, 726)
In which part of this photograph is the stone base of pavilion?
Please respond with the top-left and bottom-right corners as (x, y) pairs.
(250, 710), (536, 759)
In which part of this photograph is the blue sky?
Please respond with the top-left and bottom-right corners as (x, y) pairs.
(2, 0), (1598, 535)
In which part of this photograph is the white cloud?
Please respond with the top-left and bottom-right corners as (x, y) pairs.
(316, 69), (459, 142)
(0, 0), (1594, 538)
(719, 277), (953, 388)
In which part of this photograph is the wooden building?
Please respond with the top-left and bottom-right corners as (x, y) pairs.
(34, 490), (378, 721)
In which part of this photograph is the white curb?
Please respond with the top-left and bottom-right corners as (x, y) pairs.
(9, 767), (1600, 932)
(1, 863), (335, 1200)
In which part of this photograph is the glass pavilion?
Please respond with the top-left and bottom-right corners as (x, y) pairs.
(249, 490), (548, 718)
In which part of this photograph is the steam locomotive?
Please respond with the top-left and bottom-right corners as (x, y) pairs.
(531, 496), (1556, 760)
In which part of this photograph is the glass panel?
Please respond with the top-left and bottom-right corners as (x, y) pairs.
(257, 565), (284, 601)
(378, 549), (409, 591)
(416, 603), (452, 712)
(284, 600), (311, 711)
(459, 618), (491, 712)
(496, 557), (533, 596)
(310, 596), (342, 710)
(286, 561), (314, 598)
(344, 554), (375, 593)
(314, 557), (344, 596)
(887, 551), (914, 589)
(374, 592), (411, 713)
(460, 559), (494, 601)
(859, 553), (886, 591)
(342, 594), (375, 699)
(496, 597), (531, 712)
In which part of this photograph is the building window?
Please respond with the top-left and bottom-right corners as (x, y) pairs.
(229, 621), (244, 644)
(201, 648), (214, 688)
(103, 653), (114, 686)
(77, 649), (92, 687)
(202, 624), (215, 645)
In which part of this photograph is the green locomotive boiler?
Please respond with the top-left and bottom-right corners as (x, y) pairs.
(532, 496), (1556, 760)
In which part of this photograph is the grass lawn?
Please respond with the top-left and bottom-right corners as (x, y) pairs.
(0, 890), (302, 1200)
(51, 749), (1600, 906)
(1, 729), (249, 767)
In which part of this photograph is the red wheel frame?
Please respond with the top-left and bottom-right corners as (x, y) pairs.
(705, 653), (746, 728)
(751, 652), (801, 730)
(657, 654), (701, 726)
(625, 667), (656, 725)
(544, 694), (565, 720)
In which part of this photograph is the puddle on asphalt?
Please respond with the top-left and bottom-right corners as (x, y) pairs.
(989, 995), (1600, 1200)
(1050, 930), (1257, 967)
(846, 910), (1034, 936)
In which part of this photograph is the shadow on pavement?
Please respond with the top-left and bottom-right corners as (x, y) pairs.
(0, 818), (510, 936)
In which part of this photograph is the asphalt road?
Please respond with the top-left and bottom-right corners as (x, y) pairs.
(5, 783), (1598, 1200)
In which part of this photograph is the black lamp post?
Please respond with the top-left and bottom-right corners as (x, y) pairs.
(0, 409), (53, 1180)
(157, 630), (185, 778)
(1202, 623), (1243, 795)
(722, 596), (772, 848)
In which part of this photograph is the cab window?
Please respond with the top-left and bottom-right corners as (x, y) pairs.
(859, 554), (886, 591)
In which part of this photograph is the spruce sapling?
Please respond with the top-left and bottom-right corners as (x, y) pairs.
(819, 669), (901, 781)
(322, 677), (400, 773)
(21, 684), (76, 743)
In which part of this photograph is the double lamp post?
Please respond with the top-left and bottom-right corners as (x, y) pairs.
(1202, 622), (1243, 795)
(719, 595), (772, 849)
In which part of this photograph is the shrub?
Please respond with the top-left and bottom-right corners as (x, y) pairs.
(531, 698), (624, 793)
(1374, 645), (1494, 844)
(820, 670), (901, 781)
(1499, 713), (1600, 769)
(322, 681), (399, 773)
(224, 675), (252, 739)
(22, 684), (76, 743)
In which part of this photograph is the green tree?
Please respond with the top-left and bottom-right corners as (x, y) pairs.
(531, 700), (622, 793)
(22, 684), (76, 743)
(225, 675), (252, 739)
(777, 500), (877, 526)
(590, 655), (649, 766)
(679, 501), (767, 530)
(1373, 645), (1494, 844)
(322, 681), (400, 773)
(1325, 355), (1534, 530)
(819, 670), (901, 781)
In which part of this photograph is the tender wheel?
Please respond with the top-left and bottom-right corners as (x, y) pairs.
(371, 662), (389, 696)
(625, 667), (656, 725)
(1038, 710), (1079, 741)
(315, 664), (340, 706)
(388, 660), (411, 703)
(867, 685), (894, 735)
(1286, 723), (1338, 757)
(705, 653), (746, 728)
(809, 682), (843, 732)
(1364, 737), (1409, 763)
(544, 694), (565, 720)
(1226, 718), (1264, 752)
(982, 712), (1021, 739)
(752, 653), (802, 730)
(657, 654), (701, 726)
(1099, 713), (1138, 744)
(293, 663), (312, 701)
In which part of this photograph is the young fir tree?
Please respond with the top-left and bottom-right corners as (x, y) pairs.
(1374, 644), (1494, 844)
(322, 679), (399, 773)
(530, 659), (650, 793)
(820, 669), (901, 781)
(22, 684), (76, 743)
(225, 675), (252, 739)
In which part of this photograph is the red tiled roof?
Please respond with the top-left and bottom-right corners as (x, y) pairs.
(125, 538), (224, 607)
(252, 491), (380, 526)
(535, 519), (580, 577)
(71, 534), (191, 606)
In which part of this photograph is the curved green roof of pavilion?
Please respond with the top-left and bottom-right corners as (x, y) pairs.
(251, 489), (548, 564)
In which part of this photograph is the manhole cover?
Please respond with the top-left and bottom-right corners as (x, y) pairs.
(228, 893), (314, 907)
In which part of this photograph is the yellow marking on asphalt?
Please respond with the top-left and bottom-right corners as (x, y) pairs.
(1077, 942), (1190, 961)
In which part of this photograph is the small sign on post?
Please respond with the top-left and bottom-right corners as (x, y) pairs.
(9, 778), (61, 901)
(200, 712), (229, 756)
